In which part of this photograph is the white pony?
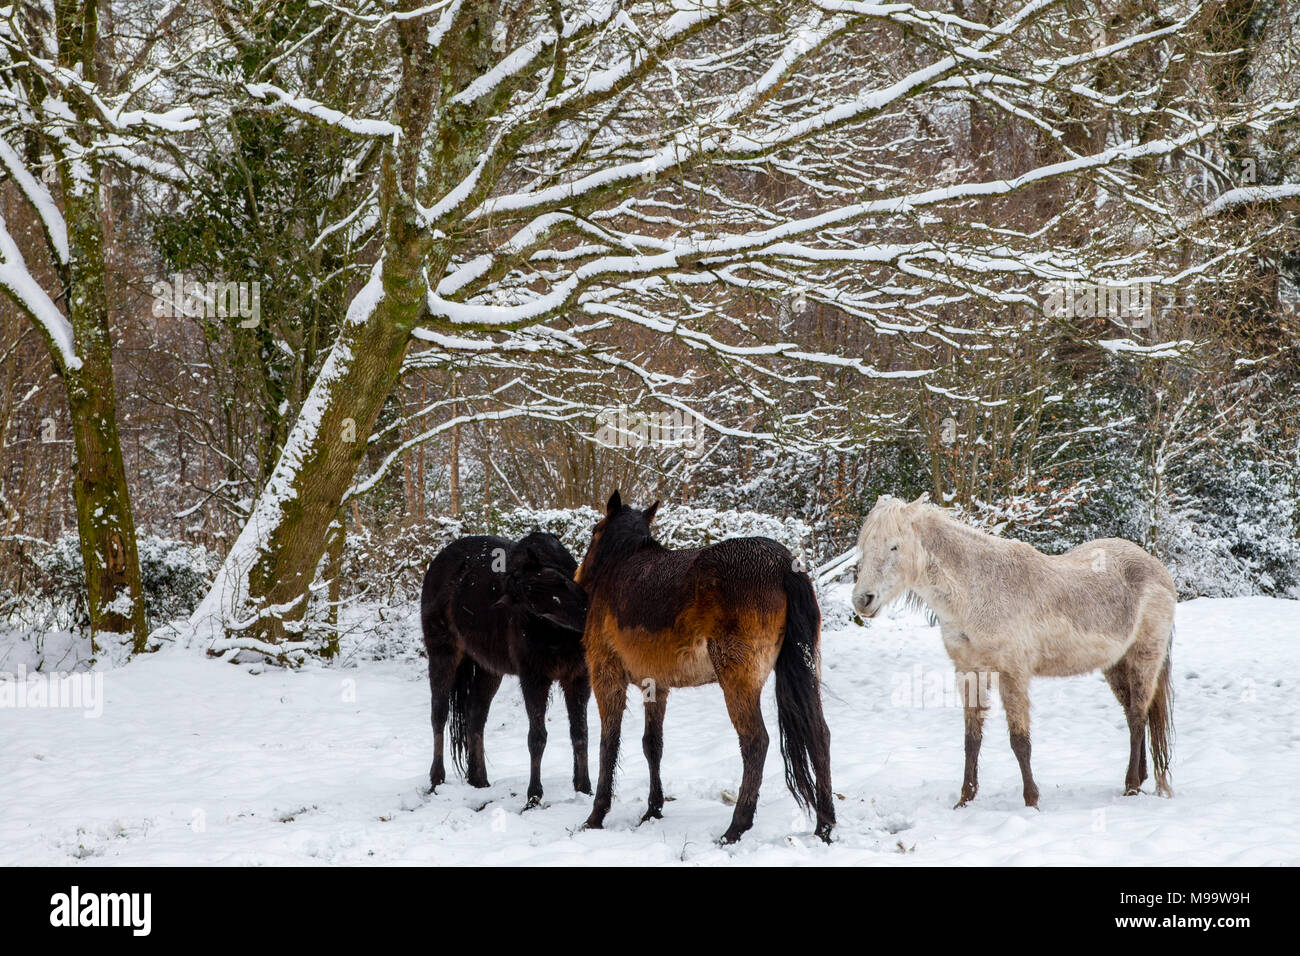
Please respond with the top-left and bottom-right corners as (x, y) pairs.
(851, 495), (1175, 807)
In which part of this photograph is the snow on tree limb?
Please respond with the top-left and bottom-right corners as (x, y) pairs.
(1199, 184), (1300, 218)
(0, 214), (80, 372)
(0, 138), (69, 265)
(246, 83), (404, 140)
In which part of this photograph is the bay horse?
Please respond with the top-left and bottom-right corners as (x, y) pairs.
(576, 492), (835, 844)
(421, 532), (591, 807)
(850, 494), (1175, 807)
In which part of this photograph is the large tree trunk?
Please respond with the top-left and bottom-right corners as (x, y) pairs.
(188, 2), (495, 653)
(244, 260), (422, 645)
(186, 258), (417, 652)
(0, 198), (146, 653)
(51, 0), (148, 653)
(62, 312), (148, 653)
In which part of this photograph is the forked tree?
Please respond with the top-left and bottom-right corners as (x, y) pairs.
(121, 0), (1295, 653)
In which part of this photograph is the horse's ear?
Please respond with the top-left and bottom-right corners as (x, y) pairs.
(643, 500), (660, 524)
(606, 490), (622, 515)
(909, 493), (930, 507)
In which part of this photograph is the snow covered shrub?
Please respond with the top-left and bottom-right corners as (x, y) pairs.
(135, 536), (223, 623)
(338, 516), (468, 606)
(342, 504), (814, 606)
(15, 535), (87, 632)
(1160, 458), (1300, 599)
(692, 442), (929, 562)
(485, 505), (601, 556)
(487, 503), (812, 561)
(331, 601), (424, 665)
(961, 478), (1101, 545)
(334, 504), (813, 659)
(646, 505), (812, 560)
(976, 429), (1299, 600)
(25, 534), (220, 630)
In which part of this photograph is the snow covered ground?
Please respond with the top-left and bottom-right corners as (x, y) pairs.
(2, 589), (1297, 865)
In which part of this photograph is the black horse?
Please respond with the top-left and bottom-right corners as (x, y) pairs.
(421, 532), (591, 807)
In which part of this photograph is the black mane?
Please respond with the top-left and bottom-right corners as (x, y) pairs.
(586, 506), (658, 587)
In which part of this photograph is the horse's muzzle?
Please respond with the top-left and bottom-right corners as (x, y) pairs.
(851, 592), (877, 618)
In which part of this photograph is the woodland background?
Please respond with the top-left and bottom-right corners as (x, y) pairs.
(2, 0), (1298, 659)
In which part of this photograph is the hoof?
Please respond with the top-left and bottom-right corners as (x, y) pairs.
(581, 815), (604, 831)
(814, 823), (833, 844)
(1124, 786), (1141, 796)
(523, 794), (542, 811)
(1024, 789), (1040, 809)
(953, 799), (969, 810)
(639, 808), (663, 825)
(575, 780), (592, 796)
(718, 829), (744, 845)
(468, 777), (491, 789)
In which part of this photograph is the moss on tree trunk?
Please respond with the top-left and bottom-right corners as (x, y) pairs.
(60, 173), (148, 653)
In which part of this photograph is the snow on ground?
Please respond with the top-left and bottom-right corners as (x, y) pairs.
(2, 591), (1298, 865)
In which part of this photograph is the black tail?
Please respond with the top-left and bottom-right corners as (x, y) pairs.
(775, 569), (835, 840)
(449, 657), (478, 775)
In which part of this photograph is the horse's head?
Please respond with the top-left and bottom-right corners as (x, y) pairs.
(575, 489), (659, 587)
(498, 532), (588, 635)
(850, 493), (927, 618)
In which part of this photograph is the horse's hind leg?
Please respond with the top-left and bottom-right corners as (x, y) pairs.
(1123, 704), (1149, 796)
(999, 671), (1039, 808)
(465, 669), (503, 788)
(640, 688), (669, 823)
(1105, 658), (1147, 793)
(561, 674), (591, 795)
(716, 667), (769, 844)
(519, 673), (551, 808)
(426, 644), (461, 791)
(1117, 640), (1171, 796)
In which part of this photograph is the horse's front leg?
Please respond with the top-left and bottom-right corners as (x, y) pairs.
(640, 686), (669, 823)
(583, 667), (627, 831)
(955, 686), (987, 808)
(999, 671), (1039, 808)
(519, 673), (551, 808)
(561, 673), (591, 795)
